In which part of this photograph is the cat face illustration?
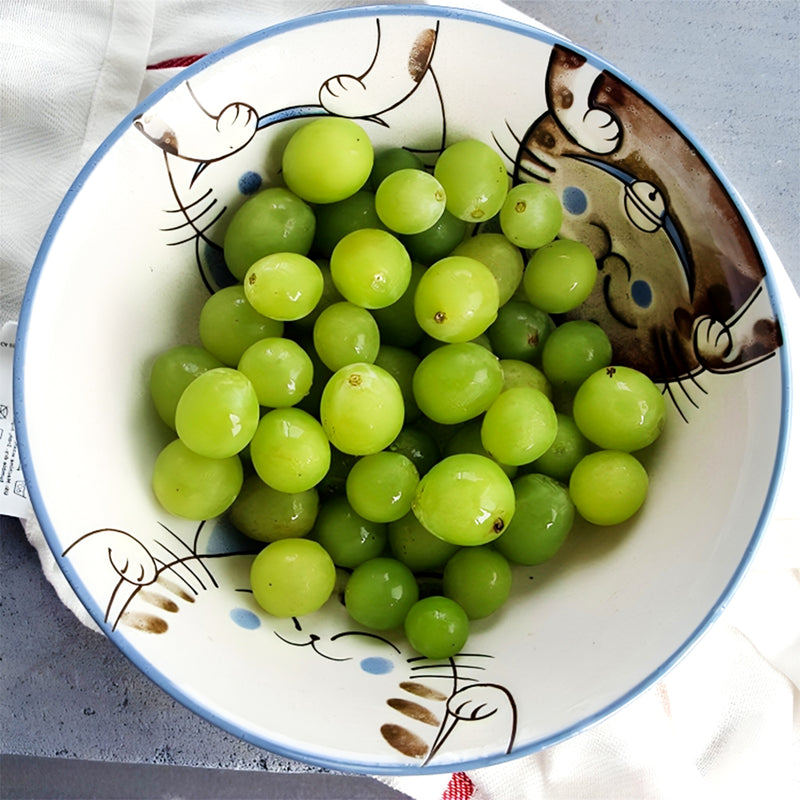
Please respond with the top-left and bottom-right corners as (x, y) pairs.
(270, 612), (517, 765)
(512, 45), (782, 415)
(528, 154), (697, 380)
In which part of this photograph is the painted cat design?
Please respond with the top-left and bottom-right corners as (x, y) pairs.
(132, 18), (441, 291)
(275, 614), (517, 765)
(64, 518), (517, 766)
(512, 45), (782, 416)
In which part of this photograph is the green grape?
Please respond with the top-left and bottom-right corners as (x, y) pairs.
(329, 227), (412, 309)
(480, 387), (558, 466)
(344, 557), (419, 630)
(572, 365), (666, 451)
(445, 419), (517, 479)
(312, 190), (385, 258)
(199, 285), (284, 366)
(375, 168), (446, 235)
(149, 345), (223, 429)
(312, 301), (380, 372)
(569, 450), (649, 526)
(498, 182), (563, 249)
(369, 147), (424, 190)
(230, 473), (319, 542)
(388, 511), (460, 573)
(433, 139), (508, 222)
(319, 362), (405, 455)
(523, 238), (597, 313)
(414, 255), (499, 343)
(152, 438), (243, 520)
(249, 407), (331, 493)
(281, 117), (373, 204)
(346, 450), (419, 523)
(442, 545), (512, 619)
(243, 252), (323, 322)
(450, 232), (525, 306)
(311, 495), (387, 568)
(174, 367), (259, 458)
(412, 342), (503, 425)
(387, 425), (441, 477)
(404, 596), (469, 658)
(222, 186), (316, 281)
(374, 345), (421, 423)
(541, 320), (613, 393)
(250, 538), (336, 617)
(411, 453), (516, 546)
(237, 336), (314, 408)
(494, 472), (574, 564)
(500, 359), (552, 399)
(401, 210), (467, 265)
(527, 412), (593, 483)
(370, 261), (426, 349)
(486, 299), (555, 363)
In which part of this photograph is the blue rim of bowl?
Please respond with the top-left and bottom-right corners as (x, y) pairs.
(13, 3), (795, 776)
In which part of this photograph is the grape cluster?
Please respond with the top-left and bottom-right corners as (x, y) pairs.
(148, 117), (666, 658)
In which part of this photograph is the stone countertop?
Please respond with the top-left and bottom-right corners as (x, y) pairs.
(1, 1), (798, 797)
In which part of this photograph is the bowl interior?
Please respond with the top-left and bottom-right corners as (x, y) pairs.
(15, 4), (789, 774)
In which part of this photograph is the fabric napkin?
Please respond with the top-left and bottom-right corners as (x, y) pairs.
(2, 2), (798, 798)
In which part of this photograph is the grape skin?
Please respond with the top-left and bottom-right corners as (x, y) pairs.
(152, 439), (243, 520)
(411, 453), (516, 546)
(414, 255), (500, 343)
(569, 450), (649, 526)
(250, 539), (336, 618)
(319, 363), (405, 456)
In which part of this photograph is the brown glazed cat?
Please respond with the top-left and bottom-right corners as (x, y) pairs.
(512, 45), (782, 413)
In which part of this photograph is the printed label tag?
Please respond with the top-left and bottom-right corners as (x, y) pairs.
(0, 321), (33, 520)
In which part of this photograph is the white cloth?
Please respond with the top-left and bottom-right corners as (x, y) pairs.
(2, 2), (798, 798)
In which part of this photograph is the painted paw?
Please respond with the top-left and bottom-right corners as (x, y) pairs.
(694, 316), (736, 364)
(319, 74), (371, 116)
(134, 83), (258, 162)
(215, 102), (259, 145)
(183, 101), (258, 162)
(318, 24), (436, 119)
(576, 108), (621, 154)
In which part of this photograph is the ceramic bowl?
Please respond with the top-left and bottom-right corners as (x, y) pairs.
(14, 4), (792, 775)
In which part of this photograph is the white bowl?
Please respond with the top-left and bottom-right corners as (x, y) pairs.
(14, 4), (792, 774)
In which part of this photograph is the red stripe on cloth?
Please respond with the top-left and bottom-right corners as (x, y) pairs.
(442, 772), (475, 800)
(147, 55), (207, 70)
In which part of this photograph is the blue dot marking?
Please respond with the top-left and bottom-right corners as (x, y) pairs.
(360, 656), (394, 675)
(230, 608), (261, 630)
(631, 279), (653, 308)
(562, 186), (588, 215)
(238, 171), (262, 195)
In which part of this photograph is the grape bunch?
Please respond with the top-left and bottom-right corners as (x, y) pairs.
(148, 117), (666, 658)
